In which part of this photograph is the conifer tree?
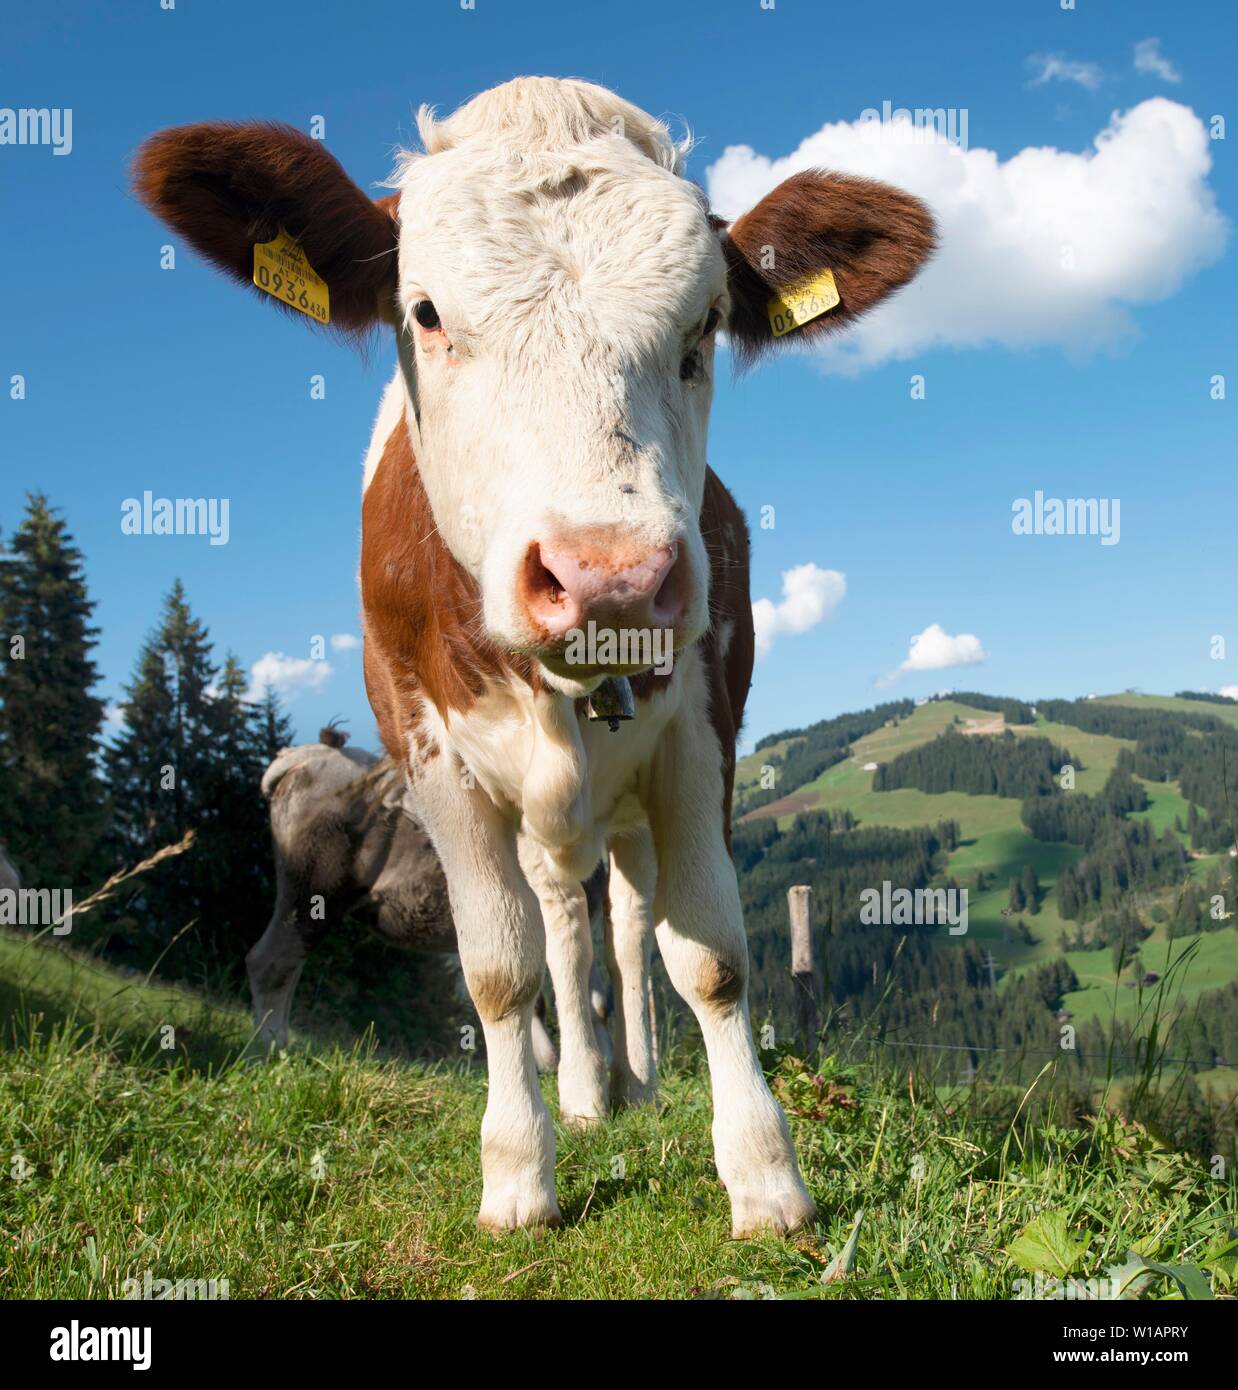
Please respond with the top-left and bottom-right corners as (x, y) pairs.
(253, 683), (296, 763)
(1021, 863), (1040, 914)
(105, 580), (216, 855)
(0, 494), (106, 886)
(1008, 877), (1026, 913)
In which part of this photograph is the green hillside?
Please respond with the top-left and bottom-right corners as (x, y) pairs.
(735, 691), (1238, 1073)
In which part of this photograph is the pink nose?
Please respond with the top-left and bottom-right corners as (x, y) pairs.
(522, 534), (687, 642)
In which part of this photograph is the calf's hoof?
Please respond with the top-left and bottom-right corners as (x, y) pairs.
(476, 1188), (563, 1235)
(560, 1111), (606, 1133)
(729, 1182), (817, 1239)
(611, 1071), (659, 1110)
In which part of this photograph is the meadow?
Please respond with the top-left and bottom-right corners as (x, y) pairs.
(0, 927), (1233, 1300)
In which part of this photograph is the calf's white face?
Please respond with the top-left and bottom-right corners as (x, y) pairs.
(132, 76), (936, 692)
(393, 138), (724, 686)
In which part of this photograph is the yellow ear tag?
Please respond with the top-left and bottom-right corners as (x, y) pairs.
(253, 228), (330, 325)
(767, 268), (839, 338)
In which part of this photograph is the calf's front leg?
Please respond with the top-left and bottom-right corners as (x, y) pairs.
(414, 771), (560, 1231)
(518, 833), (609, 1127)
(649, 710), (816, 1238)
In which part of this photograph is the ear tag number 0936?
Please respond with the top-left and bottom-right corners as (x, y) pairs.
(253, 228), (330, 324)
(768, 267), (839, 338)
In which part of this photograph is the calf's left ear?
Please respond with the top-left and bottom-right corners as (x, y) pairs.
(721, 169), (935, 362)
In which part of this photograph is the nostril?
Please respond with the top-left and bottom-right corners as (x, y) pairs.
(523, 544), (573, 616)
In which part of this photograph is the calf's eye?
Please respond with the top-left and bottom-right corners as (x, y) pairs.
(413, 300), (441, 331)
(703, 307), (721, 336)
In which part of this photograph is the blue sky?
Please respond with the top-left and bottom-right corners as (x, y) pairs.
(2, 0), (1235, 753)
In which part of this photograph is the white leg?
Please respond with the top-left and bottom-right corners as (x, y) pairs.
(530, 992), (559, 1074)
(606, 826), (659, 1107)
(648, 692), (815, 1238)
(518, 834), (609, 1127)
(416, 771), (559, 1232)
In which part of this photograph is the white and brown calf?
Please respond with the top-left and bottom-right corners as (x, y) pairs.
(135, 77), (933, 1235)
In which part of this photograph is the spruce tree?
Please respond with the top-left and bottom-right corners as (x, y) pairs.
(253, 683), (296, 763)
(103, 591), (283, 985)
(0, 494), (106, 886)
(105, 580), (217, 855)
(1021, 863), (1040, 914)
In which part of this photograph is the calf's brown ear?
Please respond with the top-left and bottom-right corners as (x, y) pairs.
(721, 169), (936, 363)
(132, 121), (400, 335)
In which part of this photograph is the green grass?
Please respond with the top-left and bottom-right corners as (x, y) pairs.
(946, 829), (1081, 967)
(1061, 927), (1238, 1026)
(741, 701), (1004, 823)
(1131, 778), (1193, 836)
(2, 930), (1234, 1300)
(1021, 719), (1132, 795)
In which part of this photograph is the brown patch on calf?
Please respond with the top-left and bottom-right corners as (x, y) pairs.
(723, 169), (936, 364)
(694, 947), (747, 1012)
(361, 418), (540, 765)
(695, 468), (753, 853)
(132, 121), (399, 336)
(469, 967), (540, 1023)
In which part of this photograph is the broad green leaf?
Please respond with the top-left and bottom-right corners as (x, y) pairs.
(1006, 1211), (1086, 1275)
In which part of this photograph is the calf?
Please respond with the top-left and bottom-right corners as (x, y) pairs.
(135, 77), (933, 1234)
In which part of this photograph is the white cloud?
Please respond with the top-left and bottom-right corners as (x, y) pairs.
(706, 98), (1226, 372)
(1219, 685), (1238, 701)
(330, 632), (361, 652)
(247, 651), (333, 700)
(1134, 38), (1181, 83)
(879, 623), (988, 686)
(104, 702), (127, 732)
(1027, 53), (1103, 90)
(752, 563), (846, 660)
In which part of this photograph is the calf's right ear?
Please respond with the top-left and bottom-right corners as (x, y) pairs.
(132, 121), (400, 335)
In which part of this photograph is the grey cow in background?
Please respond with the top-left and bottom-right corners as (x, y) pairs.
(247, 728), (607, 1071)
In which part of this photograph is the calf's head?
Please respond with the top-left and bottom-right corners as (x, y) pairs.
(134, 78), (934, 691)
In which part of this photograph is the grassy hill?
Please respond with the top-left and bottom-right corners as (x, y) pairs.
(736, 692), (1238, 1051)
(0, 927), (1233, 1300)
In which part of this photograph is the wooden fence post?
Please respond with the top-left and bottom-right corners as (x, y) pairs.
(788, 884), (819, 1050)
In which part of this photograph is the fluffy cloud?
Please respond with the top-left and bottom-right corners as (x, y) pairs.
(706, 98), (1226, 372)
(752, 563), (846, 660)
(1219, 685), (1238, 701)
(879, 623), (988, 686)
(247, 652), (333, 700)
(1134, 38), (1181, 83)
(330, 632), (361, 652)
(1027, 53), (1103, 90)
